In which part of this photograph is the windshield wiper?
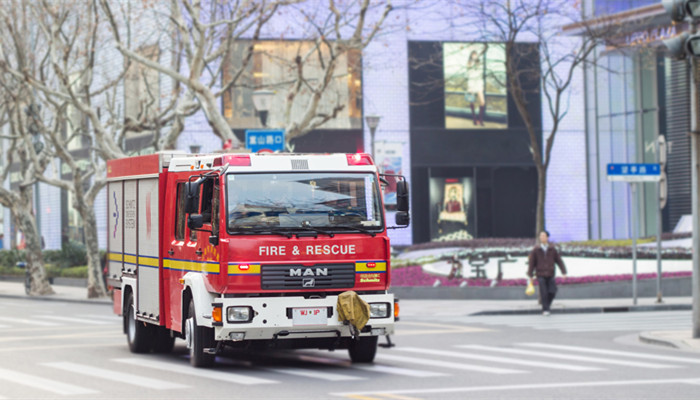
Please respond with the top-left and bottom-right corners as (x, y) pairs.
(230, 227), (294, 239)
(327, 225), (379, 237)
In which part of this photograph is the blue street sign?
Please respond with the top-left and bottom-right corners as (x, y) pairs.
(607, 163), (661, 182)
(245, 130), (285, 153)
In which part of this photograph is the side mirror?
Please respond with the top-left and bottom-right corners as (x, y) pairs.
(209, 236), (219, 246)
(395, 211), (410, 227)
(188, 214), (204, 230)
(185, 179), (202, 214)
(396, 180), (409, 212)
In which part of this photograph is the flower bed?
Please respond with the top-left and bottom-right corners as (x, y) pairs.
(391, 265), (692, 287)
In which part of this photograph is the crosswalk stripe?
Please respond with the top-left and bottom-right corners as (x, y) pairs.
(0, 316), (61, 327)
(354, 364), (447, 377)
(459, 345), (679, 369)
(114, 358), (277, 385)
(43, 362), (189, 389)
(266, 367), (361, 381)
(519, 343), (700, 364)
(396, 347), (602, 372)
(377, 353), (526, 374)
(39, 315), (113, 325)
(78, 314), (122, 322)
(0, 366), (97, 395)
(562, 324), (692, 333)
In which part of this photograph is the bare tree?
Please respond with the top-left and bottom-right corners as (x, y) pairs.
(450, 0), (623, 237)
(0, 34), (53, 295)
(102, 0), (393, 150)
(0, 0), (198, 298)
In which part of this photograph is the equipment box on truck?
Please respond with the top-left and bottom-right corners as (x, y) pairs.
(107, 152), (409, 367)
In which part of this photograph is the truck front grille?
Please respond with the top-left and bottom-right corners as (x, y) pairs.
(261, 263), (355, 290)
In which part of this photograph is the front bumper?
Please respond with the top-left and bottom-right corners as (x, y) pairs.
(212, 293), (395, 341)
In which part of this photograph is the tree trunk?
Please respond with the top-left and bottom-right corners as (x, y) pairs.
(535, 165), (546, 239)
(82, 206), (107, 298)
(14, 205), (53, 296)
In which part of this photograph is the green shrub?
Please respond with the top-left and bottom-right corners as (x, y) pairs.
(0, 250), (25, 269)
(59, 241), (88, 268)
(60, 266), (88, 278)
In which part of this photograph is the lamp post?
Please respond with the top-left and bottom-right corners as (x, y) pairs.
(365, 114), (381, 161)
(251, 90), (275, 127)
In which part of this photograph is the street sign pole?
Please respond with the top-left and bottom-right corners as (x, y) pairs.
(607, 163), (660, 306)
(631, 182), (638, 306)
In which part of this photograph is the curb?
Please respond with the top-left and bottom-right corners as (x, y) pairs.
(638, 332), (683, 349)
(470, 303), (692, 316)
(0, 292), (111, 306)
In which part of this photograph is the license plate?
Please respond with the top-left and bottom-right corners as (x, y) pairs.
(292, 307), (327, 326)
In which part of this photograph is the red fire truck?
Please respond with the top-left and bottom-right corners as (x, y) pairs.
(106, 152), (409, 367)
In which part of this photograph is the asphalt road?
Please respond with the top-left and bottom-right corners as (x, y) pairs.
(1, 298), (699, 399)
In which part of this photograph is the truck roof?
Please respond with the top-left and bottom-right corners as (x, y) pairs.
(107, 152), (377, 180)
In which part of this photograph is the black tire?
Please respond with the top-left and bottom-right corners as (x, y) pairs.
(348, 336), (378, 363)
(151, 326), (175, 353)
(186, 300), (215, 368)
(125, 292), (154, 353)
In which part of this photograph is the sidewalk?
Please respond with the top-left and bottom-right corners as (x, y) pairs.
(0, 279), (111, 305)
(639, 330), (700, 352)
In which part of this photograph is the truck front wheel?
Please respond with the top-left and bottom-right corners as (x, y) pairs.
(348, 336), (378, 363)
(125, 292), (153, 353)
(186, 299), (215, 368)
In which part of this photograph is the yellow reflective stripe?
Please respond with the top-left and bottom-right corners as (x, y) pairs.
(124, 254), (137, 265)
(228, 264), (261, 275)
(355, 261), (387, 272)
(138, 256), (159, 267)
(108, 252), (123, 262)
(164, 259), (220, 274)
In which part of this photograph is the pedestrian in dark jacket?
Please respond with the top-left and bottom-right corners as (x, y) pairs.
(527, 230), (567, 316)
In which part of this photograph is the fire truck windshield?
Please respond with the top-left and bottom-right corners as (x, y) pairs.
(226, 172), (384, 233)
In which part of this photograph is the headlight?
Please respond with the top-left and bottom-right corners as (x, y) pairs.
(227, 306), (253, 323)
(369, 302), (390, 318)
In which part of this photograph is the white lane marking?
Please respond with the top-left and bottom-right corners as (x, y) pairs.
(78, 314), (122, 322)
(266, 367), (361, 381)
(397, 347), (602, 372)
(354, 364), (448, 378)
(459, 345), (679, 369)
(562, 324), (693, 333)
(115, 358), (276, 385)
(0, 324), (9, 329)
(519, 343), (700, 364)
(330, 378), (700, 397)
(377, 353), (526, 374)
(42, 362), (188, 389)
(0, 367), (97, 395)
(0, 316), (61, 327)
(39, 315), (113, 325)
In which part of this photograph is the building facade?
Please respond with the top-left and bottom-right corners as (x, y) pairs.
(4, 1), (595, 249)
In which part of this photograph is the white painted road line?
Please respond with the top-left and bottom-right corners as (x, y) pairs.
(0, 316), (61, 327)
(377, 353), (526, 374)
(39, 315), (113, 325)
(78, 314), (122, 322)
(267, 367), (361, 381)
(330, 378), (700, 397)
(43, 362), (189, 390)
(519, 343), (700, 364)
(354, 364), (448, 378)
(396, 347), (603, 372)
(0, 367), (97, 395)
(459, 345), (679, 369)
(115, 358), (277, 385)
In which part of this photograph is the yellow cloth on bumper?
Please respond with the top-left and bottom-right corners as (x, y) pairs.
(337, 291), (371, 331)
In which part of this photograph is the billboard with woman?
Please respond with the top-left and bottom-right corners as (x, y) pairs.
(444, 42), (508, 129)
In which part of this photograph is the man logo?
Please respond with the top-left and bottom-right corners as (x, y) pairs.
(289, 268), (328, 277)
(303, 278), (315, 287)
